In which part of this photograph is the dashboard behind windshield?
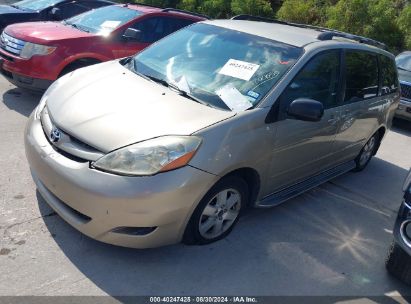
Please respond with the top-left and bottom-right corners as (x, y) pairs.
(65, 6), (142, 35)
(131, 23), (303, 111)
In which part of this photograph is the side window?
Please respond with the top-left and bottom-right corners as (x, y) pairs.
(344, 51), (379, 103)
(279, 50), (341, 116)
(55, 1), (90, 19)
(380, 55), (399, 95)
(166, 17), (196, 35)
(129, 17), (195, 43)
(131, 17), (170, 43)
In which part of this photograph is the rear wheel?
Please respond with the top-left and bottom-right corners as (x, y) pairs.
(183, 176), (248, 245)
(353, 133), (379, 171)
(386, 241), (411, 285)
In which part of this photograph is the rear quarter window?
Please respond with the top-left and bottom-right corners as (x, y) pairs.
(344, 50), (379, 103)
(380, 55), (399, 95)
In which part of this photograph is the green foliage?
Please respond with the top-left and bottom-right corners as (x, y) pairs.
(326, 0), (402, 52)
(132, 0), (411, 52)
(277, 0), (331, 25)
(398, 4), (411, 49)
(231, 0), (273, 17)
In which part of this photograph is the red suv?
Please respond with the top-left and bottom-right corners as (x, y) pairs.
(0, 4), (207, 91)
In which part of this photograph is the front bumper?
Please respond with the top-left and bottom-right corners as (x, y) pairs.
(25, 113), (218, 248)
(395, 99), (411, 121)
(0, 48), (56, 91)
(394, 198), (411, 256)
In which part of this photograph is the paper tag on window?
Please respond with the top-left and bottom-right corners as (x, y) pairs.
(175, 76), (191, 94)
(216, 84), (253, 112)
(101, 21), (121, 29)
(218, 59), (260, 81)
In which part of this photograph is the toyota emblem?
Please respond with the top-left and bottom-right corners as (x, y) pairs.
(50, 127), (61, 143)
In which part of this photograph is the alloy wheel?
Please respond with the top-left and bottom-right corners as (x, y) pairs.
(359, 136), (376, 166)
(198, 188), (241, 239)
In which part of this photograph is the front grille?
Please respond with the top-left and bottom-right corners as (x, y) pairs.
(39, 107), (104, 162)
(400, 82), (411, 100)
(0, 31), (25, 56)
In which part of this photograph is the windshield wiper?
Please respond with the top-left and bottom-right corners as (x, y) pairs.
(144, 74), (170, 88)
(66, 22), (90, 33)
(167, 82), (208, 105)
(142, 74), (210, 106)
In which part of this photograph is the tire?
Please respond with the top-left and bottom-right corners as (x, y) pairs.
(386, 241), (411, 285)
(59, 60), (98, 78)
(183, 176), (249, 245)
(353, 132), (379, 172)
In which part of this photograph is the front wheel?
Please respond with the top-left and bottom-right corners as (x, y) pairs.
(183, 176), (248, 245)
(353, 133), (379, 172)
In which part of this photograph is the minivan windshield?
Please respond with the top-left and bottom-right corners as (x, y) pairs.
(13, 0), (63, 11)
(64, 6), (142, 35)
(396, 52), (411, 72)
(130, 23), (303, 111)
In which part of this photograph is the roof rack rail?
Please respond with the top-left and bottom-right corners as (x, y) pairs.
(162, 8), (209, 19)
(232, 14), (387, 50)
(317, 32), (387, 50)
(231, 14), (288, 25)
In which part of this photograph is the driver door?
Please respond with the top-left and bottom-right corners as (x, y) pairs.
(267, 50), (343, 192)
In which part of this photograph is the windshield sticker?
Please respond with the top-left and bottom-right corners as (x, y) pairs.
(100, 21), (121, 29)
(253, 71), (280, 86)
(218, 59), (260, 81)
(216, 84), (253, 112)
(246, 90), (260, 102)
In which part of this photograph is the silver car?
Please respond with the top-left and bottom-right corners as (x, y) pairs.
(25, 18), (400, 248)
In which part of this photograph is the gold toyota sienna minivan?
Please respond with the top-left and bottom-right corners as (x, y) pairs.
(25, 17), (400, 248)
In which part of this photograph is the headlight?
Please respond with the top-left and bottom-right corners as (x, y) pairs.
(92, 136), (202, 176)
(20, 42), (56, 59)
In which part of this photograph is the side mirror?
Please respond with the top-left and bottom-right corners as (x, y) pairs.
(122, 28), (142, 41)
(49, 7), (62, 20)
(287, 98), (324, 122)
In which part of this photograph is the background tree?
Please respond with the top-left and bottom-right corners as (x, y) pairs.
(231, 0), (274, 17)
(132, 0), (411, 52)
(277, 0), (331, 25)
(326, 0), (402, 52)
(398, 4), (411, 50)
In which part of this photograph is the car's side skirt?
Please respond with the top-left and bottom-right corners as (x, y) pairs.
(256, 161), (356, 208)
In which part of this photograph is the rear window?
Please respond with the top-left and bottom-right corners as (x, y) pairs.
(380, 55), (399, 95)
(345, 51), (379, 103)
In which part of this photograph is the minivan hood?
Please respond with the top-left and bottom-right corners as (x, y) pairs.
(46, 61), (235, 153)
(5, 21), (91, 43)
